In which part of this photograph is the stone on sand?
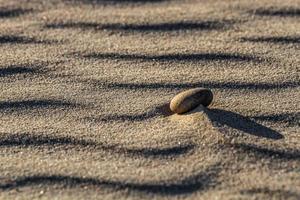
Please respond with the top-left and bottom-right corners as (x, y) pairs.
(170, 88), (213, 114)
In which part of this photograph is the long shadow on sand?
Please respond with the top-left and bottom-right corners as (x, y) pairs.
(0, 100), (77, 111)
(0, 164), (220, 195)
(90, 80), (299, 91)
(68, 0), (169, 5)
(252, 7), (300, 17)
(0, 66), (38, 77)
(231, 143), (300, 161)
(0, 132), (194, 158)
(82, 52), (258, 62)
(0, 8), (32, 18)
(0, 133), (94, 147)
(86, 103), (173, 122)
(252, 112), (299, 127)
(45, 20), (231, 32)
(0, 62), (63, 78)
(240, 36), (300, 44)
(205, 109), (283, 140)
(0, 35), (59, 45)
(0, 63), (49, 77)
(240, 187), (300, 199)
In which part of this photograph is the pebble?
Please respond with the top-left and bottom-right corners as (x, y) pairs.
(170, 88), (213, 114)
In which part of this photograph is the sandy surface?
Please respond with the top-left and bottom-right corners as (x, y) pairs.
(0, 0), (299, 199)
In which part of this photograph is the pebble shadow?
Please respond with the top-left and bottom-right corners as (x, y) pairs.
(205, 109), (284, 140)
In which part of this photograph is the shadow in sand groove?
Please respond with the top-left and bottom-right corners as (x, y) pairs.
(205, 109), (283, 140)
(0, 132), (194, 158)
(0, 8), (32, 18)
(0, 100), (77, 111)
(0, 62), (63, 78)
(240, 36), (300, 44)
(0, 164), (220, 195)
(45, 20), (231, 32)
(0, 133), (94, 147)
(121, 144), (195, 158)
(252, 112), (299, 127)
(0, 35), (59, 44)
(81, 52), (259, 62)
(68, 0), (169, 5)
(89, 80), (299, 91)
(86, 103), (173, 122)
(251, 7), (300, 17)
(231, 143), (300, 161)
(0, 65), (41, 77)
(240, 188), (300, 199)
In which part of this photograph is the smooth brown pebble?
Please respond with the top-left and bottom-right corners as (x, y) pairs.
(170, 88), (213, 114)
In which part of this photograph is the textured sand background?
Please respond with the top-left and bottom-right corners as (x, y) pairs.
(0, 0), (299, 199)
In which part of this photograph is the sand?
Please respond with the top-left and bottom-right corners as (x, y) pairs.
(0, 0), (299, 199)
